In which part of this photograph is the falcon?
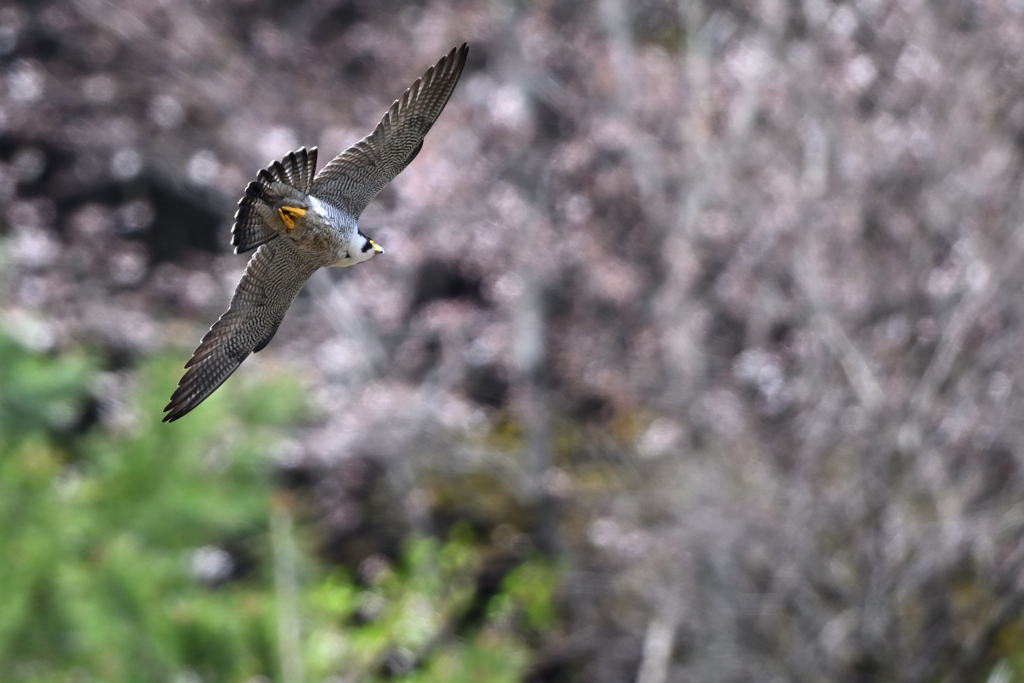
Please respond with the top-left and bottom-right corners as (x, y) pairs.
(164, 44), (468, 421)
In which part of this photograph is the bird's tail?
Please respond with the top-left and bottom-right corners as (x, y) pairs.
(232, 146), (319, 253)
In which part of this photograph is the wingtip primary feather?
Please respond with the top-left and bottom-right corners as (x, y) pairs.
(308, 43), (470, 217)
(162, 341), (247, 422)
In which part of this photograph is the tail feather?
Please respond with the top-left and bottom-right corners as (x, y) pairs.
(268, 147), (318, 194)
(231, 147), (319, 254)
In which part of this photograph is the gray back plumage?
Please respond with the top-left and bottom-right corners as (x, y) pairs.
(233, 146), (319, 253)
(310, 43), (468, 218)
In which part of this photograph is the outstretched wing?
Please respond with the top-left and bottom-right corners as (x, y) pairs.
(233, 146), (319, 254)
(163, 238), (319, 422)
(310, 43), (468, 218)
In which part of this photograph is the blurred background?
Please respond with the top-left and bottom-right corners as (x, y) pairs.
(4, 0), (1024, 681)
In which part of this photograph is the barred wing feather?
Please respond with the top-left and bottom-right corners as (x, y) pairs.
(310, 44), (468, 217)
(163, 238), (319, 422)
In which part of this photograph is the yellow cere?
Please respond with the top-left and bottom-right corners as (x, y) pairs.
(278, 206), (306, 230)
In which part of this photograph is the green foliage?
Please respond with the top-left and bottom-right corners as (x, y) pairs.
(303, 535), (555, 683)
(493, 562), (560, 634)
(0, 336), (564, 683)
(404, 636), (529, 683)
(0, 347), (287, 683)
(0, 335), (94, 440)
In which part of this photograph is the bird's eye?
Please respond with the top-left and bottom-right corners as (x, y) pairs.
(361, 239), (374, 253)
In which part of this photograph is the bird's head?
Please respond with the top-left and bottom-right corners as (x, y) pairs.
(328, 228), (383, 268)
(354, 231), (385, 264)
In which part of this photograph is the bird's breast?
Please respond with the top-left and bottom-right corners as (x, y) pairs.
(282, 224), (348, 268)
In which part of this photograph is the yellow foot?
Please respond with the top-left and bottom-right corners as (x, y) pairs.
(278, 206), (306, 230)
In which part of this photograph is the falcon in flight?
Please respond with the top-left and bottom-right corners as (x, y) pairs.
(164, 44), (468, 421)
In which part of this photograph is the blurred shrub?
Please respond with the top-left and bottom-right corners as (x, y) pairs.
(304, 533), (555, 682)
(0, 343), (289, 682)
(0, 336), (560, 682)
(0, 335), (95, 439)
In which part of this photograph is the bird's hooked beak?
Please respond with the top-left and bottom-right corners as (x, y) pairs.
(370, 240), (385, 255)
